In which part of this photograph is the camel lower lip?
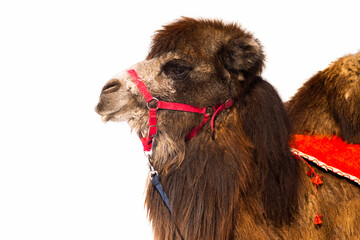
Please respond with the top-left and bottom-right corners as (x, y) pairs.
(101, 115), (110, 122)
(99, 108), (124, 123)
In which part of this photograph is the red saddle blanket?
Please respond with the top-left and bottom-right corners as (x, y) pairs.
(291, 135), (360, 186)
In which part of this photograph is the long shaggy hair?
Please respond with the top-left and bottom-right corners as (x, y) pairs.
(144, 18), (299, 240)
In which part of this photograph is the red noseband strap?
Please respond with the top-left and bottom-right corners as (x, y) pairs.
(127, 69), (233, 152)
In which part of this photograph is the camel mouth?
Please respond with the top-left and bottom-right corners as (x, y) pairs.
(96, 105), (122, 123)
(99, 110), (120, 123)
(97, 105), (137, 124)
(101, 114), (110, 123)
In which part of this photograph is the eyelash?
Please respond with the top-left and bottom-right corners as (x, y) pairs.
(162, 60), (193, 80)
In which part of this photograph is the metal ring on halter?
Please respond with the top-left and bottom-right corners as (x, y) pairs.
(148, 162), (158, 180)
(147, 98), (159, 109)
(149, 169), (158, 180)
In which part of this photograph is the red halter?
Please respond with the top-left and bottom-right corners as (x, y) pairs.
(127, 69), (233, 152)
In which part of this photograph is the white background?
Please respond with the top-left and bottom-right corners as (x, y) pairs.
(1, 0), (359, 239)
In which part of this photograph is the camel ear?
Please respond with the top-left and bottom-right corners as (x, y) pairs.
(219, 37), (265, 80)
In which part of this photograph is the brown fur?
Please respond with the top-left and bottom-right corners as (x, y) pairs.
(286, 51), (360, 143)
(286, 52), (360, 239)
(96, 18), (360, 239)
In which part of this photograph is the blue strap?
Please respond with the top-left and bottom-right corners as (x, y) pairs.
(151, 174), (172, 213)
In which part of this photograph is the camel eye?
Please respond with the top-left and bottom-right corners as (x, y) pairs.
(163, 59), (193, 81)
(173, 66), (188, 75)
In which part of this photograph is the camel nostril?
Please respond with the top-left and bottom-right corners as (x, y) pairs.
(102, 80), (121, 94)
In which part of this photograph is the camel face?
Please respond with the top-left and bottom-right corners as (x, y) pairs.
(95, 53), (223, 134)
(95, 56), (174, 124)
(96, 18), (264, 137)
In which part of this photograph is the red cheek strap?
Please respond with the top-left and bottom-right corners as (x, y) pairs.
(127, 69), (233, 152)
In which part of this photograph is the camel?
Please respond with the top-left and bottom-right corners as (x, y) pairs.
(95, 18), (360, 239)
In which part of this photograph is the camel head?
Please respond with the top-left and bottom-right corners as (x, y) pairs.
(95, 17), (264, 146)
